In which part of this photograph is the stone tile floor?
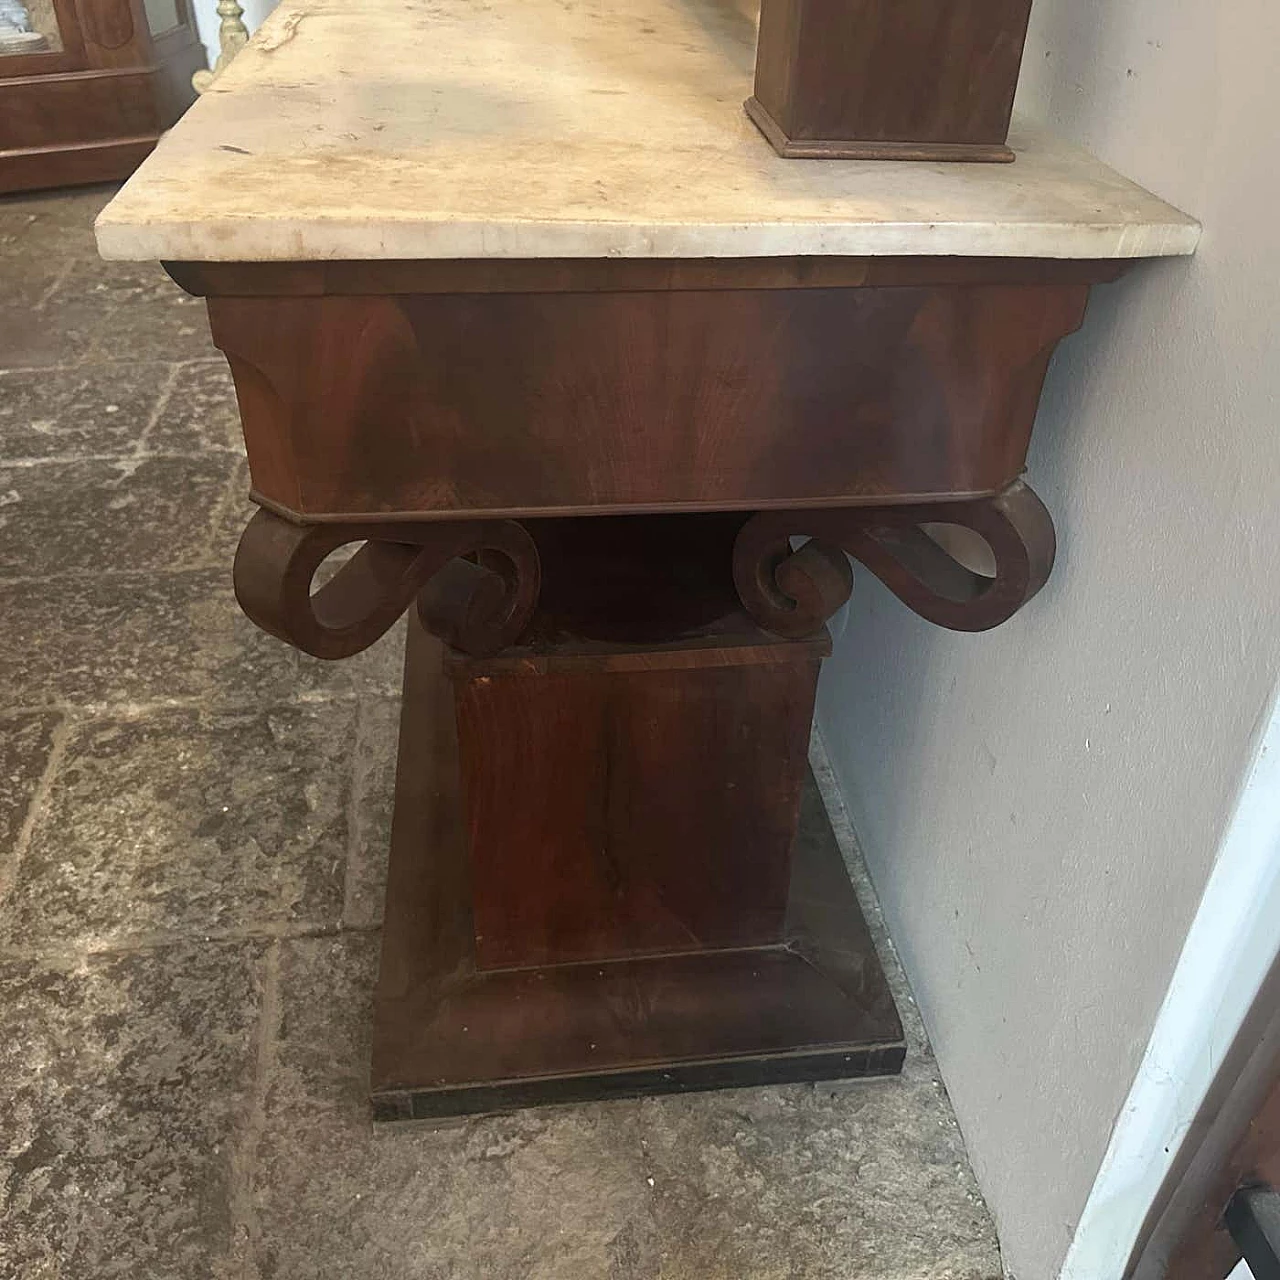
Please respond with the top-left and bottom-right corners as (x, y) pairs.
(0, 184), (1003, 1280)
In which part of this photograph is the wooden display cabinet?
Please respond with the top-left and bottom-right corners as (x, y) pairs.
(0, 0), (204, 193)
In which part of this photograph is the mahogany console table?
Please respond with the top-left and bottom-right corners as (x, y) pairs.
(96, 0), (1199, 1120)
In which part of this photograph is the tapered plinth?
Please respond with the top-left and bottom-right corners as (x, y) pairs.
(370, 611), (905, 1121)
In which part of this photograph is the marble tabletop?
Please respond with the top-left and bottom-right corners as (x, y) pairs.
(95, 0), (1200, 263)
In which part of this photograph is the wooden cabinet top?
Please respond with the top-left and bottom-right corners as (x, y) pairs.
(95, 0), (1200, 264)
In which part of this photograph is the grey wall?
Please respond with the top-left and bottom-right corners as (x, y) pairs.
(816, 3), (1280, 1276)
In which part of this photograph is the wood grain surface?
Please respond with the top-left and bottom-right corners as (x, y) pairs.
(371, 613), (905, 1119)
(208, 280), (1091, 520)
(750, 0), (1032, 160)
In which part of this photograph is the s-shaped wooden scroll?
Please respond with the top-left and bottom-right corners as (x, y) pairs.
(734, 480), (1056, 638)
(232, 509), (541, 659)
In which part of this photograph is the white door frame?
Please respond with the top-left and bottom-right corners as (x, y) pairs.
(1061, 686), (1280, 1279)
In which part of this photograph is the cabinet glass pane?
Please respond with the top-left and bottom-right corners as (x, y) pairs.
(144, 0), (182, 35)
(0, 0), (64, 54)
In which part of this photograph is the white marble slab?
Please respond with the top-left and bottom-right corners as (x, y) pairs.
(95, 0), (1200, 263)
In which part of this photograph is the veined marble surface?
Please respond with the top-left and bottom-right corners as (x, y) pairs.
(96, 0), (1200, 263)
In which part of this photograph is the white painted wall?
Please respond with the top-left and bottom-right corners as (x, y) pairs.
(816, 2), (1280, 1277)
(189, 0), (276, 68)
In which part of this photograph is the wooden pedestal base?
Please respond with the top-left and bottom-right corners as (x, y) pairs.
(199, 252), (1094, 1124)
(744, 97), (1015, 163)
(229, 493), (1055, 1121)
(370, 611), (905, 1121)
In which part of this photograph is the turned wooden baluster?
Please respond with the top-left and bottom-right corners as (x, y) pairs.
(192, 0), (249, 93)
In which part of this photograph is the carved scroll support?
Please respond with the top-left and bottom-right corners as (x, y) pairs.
(733, 480), (1056, 638)
(233, 509), (541, 659)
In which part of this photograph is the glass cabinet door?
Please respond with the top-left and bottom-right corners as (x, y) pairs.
(0, 0), (65, 54)
(143, 0), (182, 35)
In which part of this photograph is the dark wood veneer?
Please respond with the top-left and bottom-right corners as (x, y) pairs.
(371, 613), (905, 1120)
(748, 0), (1034, 161)
(168, 257), (1124, 297)
(206, 275), (1093, 522)
(454, 627), (823, 971)
(0, 0), (202, 192)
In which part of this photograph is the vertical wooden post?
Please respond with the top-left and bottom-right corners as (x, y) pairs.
(746, 0), (1034, 161)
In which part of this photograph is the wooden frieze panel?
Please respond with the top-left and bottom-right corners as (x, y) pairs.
(209, 281), (1090, 521)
